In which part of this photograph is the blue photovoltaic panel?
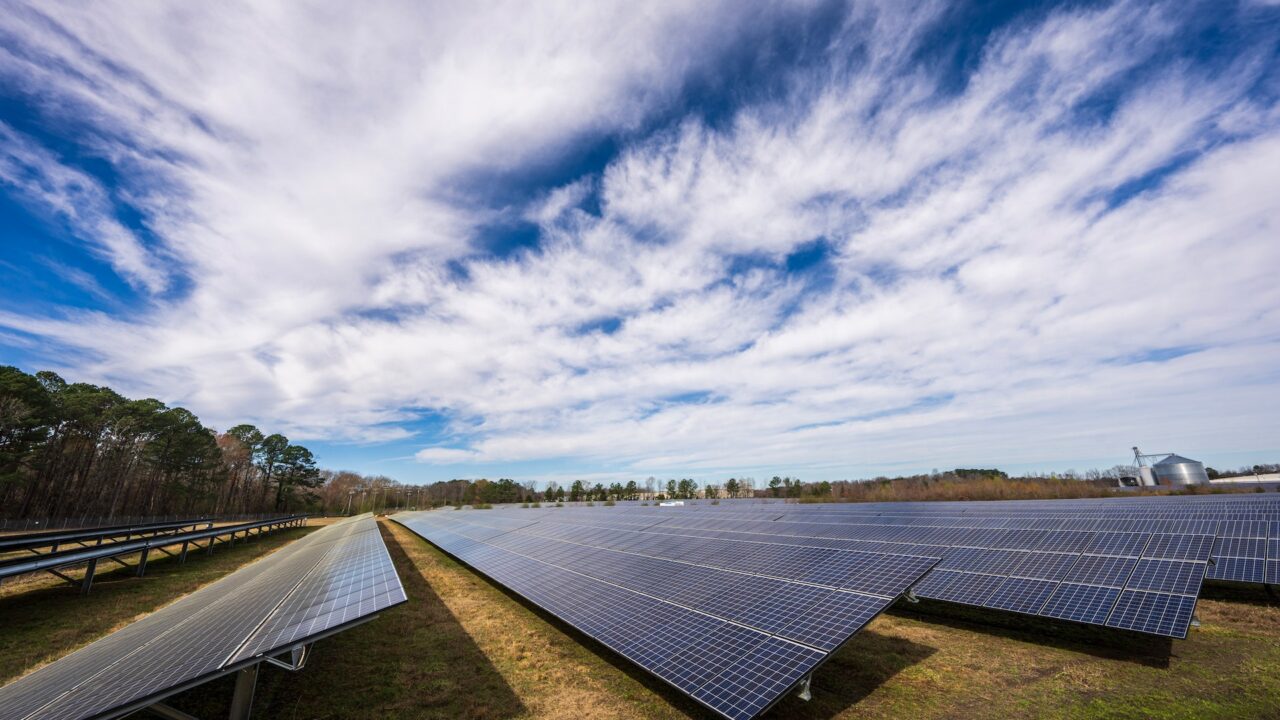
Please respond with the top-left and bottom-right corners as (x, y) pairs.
(984, 577), (1058, 614)
(691, 637), (825, 720)
(1212, 537), (1266, 559)
(1008, 552), (1077, 581)
(1141, 534), (1214, 562)
(1205, 556), (1265, 584)
(1040, 583), (1120, 625)
(1216, 521), (1267, 538)
(1105, 590), (1197, 637)
(1125, 559), (1205, 596)
(913, 570), (1004, 607)
(1062, 555), (1137, 587)
(1083, 532), (1151, 558)
(775, 590), (886, 652)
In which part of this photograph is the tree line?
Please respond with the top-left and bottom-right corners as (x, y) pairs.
(0, 366), (321, 520)
(9, 363), (1260, 521)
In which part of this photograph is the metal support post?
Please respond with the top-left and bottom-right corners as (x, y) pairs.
(179, 541), (190, 564)
(228, 664), (259, 720)
(796, 674), (812, 701)
(81, 558), (98, 595)
(904, 588), (920, 604)
(137, 548), (150, 577)
(1190, 613), (1201, 628)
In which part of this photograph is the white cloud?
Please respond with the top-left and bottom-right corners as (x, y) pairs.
(1, 1), (1278, 481)
(0, 122), (168, 292)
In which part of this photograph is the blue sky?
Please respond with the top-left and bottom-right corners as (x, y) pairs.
(2, 1), (1279, 486)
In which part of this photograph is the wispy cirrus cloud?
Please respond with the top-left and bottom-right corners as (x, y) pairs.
(1, 1), (1278, 482)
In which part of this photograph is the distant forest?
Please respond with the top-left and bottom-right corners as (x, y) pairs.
(0, 366), (322, 520)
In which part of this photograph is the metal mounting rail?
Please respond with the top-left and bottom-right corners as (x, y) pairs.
(0, 519), (213, 554)
(0, 516), (308, 594)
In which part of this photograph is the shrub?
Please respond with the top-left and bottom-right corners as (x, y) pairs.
(586, 501), (595, 507)
(520, 502), (530, 508)
(603, 500), (616, 506)
(532, 501), (542, 507)
(555, 502), (564, 507)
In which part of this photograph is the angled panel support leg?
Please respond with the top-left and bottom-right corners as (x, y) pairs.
(228, 663), (259, 720)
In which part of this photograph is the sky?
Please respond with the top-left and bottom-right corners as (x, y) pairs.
(1, 0), (1278, 487)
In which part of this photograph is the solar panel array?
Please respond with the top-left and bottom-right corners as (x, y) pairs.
(0, 514), (405, 720)
(0, 515), (307, 589)
(556, 494), (1275, 640)
(395, 510), (939, 720)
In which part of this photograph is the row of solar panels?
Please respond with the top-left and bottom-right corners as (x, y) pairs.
(682, 513), (1275, 585)
(0, 515), (405, 720)
(394, 511), (936, 720)
(0, 518), (213, 554)
(0, 515), (309, 593)
(526, 499), (1280, 589)
(458, 502), (1276, 639)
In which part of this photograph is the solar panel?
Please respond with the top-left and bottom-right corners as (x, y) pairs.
(1105, 590), (1197, 636)
(1062, 555), (1136, 587)
(1205, 556), (1265, 583)
(0, 515), (405, 720)
(604, 495), (1275, 638)
(984, 576), (1058, 614)
(1124, 559), (1205, 595)
(1039, 583), (1120, 625)
(395, 511), (937, 720)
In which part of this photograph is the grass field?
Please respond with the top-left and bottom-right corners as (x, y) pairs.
(3, 518), (1279, 719)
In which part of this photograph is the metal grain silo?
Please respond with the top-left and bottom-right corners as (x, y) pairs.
(1152, 454), (1210, 486)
